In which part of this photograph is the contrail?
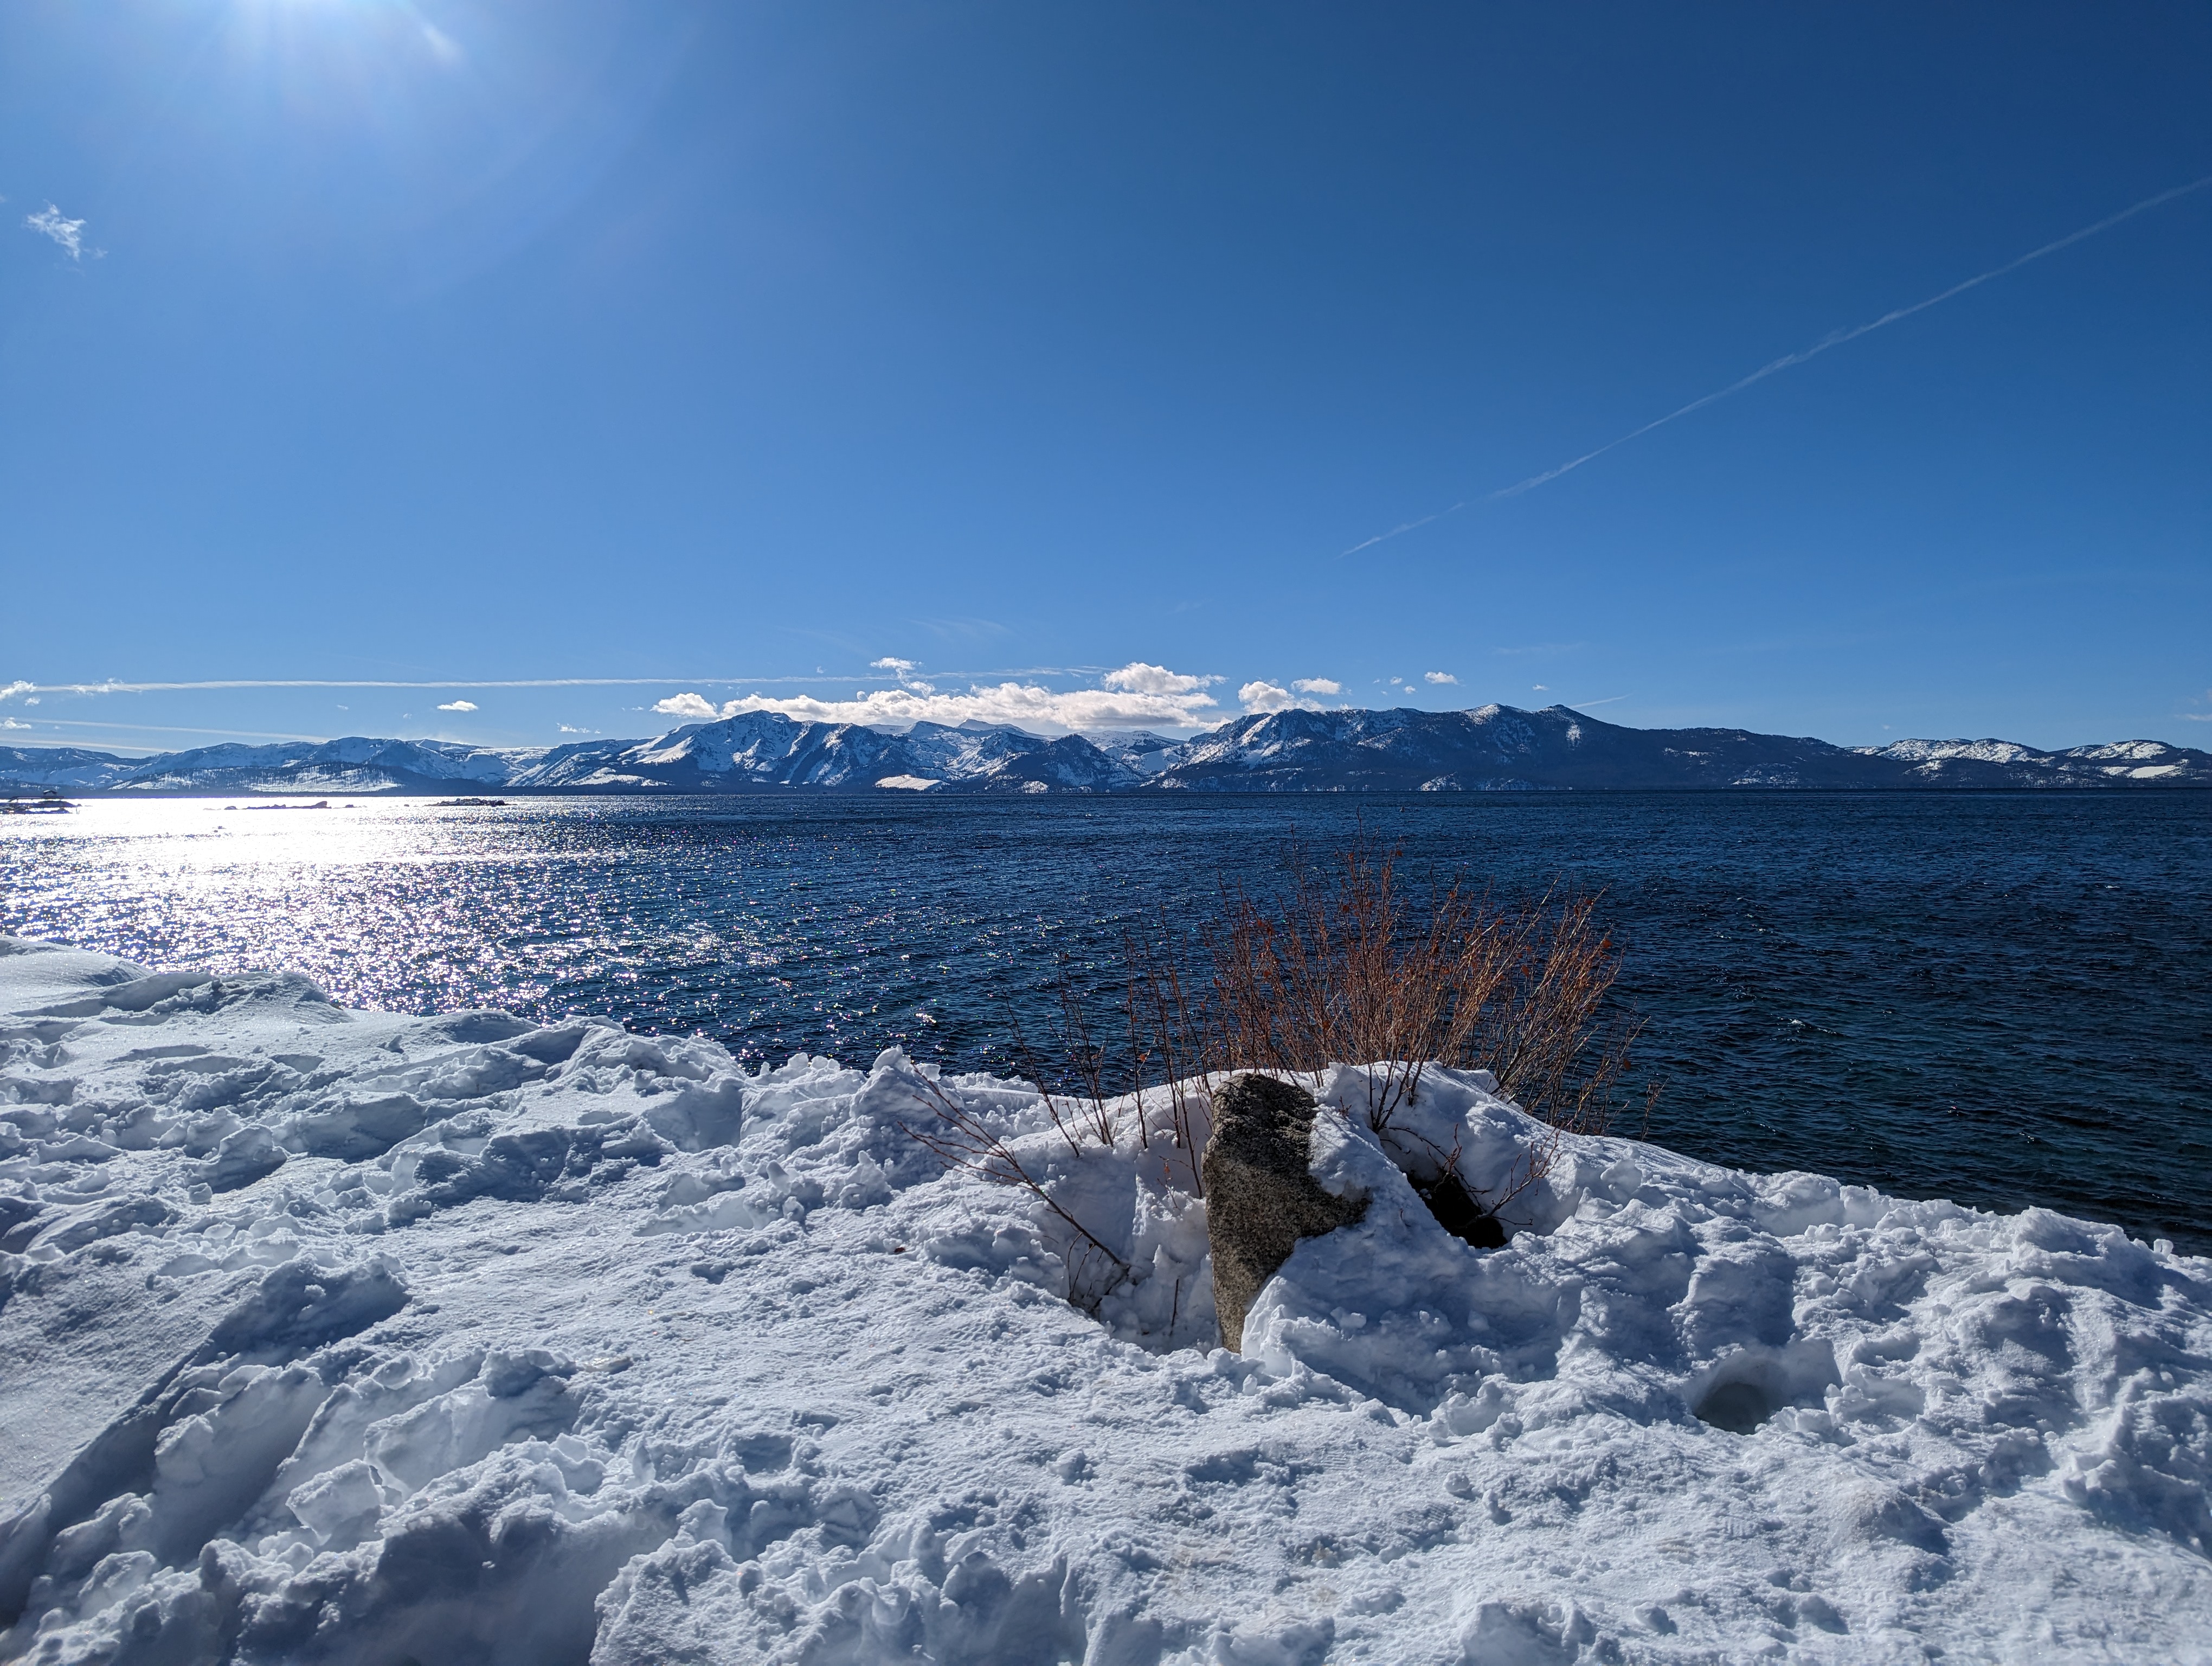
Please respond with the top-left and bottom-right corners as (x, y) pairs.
(0, 668), (1110, 697)
(1491, 174), (2212, 499)
(1339, 502), (1463, 558)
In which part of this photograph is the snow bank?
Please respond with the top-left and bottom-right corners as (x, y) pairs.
(2, 937), (2208, 1664)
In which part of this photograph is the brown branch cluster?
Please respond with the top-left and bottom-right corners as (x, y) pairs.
(1210, 840), (1642, 1139)
(904, 835), (1650, 1249)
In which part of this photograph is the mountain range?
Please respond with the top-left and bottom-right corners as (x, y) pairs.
(3, 706), (2206, 797)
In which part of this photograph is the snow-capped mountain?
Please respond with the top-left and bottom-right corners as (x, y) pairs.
(0, 738), (541, 796)
(1140, 705), (2211, 790)
(0, 716), (1140, 797)
(500, 716), (1136, 794)
(4, 706), (2206, 795)
(1078, 730), (1186, 776)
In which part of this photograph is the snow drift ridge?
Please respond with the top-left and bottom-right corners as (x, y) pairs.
(2, 938), (2209, 1663)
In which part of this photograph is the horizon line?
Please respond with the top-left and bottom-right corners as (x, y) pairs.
(7, 701), (2206, 761)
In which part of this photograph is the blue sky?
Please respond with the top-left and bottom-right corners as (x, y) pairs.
(2, 1), (2207, 753)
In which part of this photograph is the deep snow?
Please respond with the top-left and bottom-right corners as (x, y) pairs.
(1, 938), (2207, 1664)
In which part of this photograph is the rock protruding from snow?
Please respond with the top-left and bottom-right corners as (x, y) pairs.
(7, 939), (2212, 1663)
(1201, 1075), (1367, 1350)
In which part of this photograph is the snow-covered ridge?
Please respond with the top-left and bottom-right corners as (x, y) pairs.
(3, 938), (2208, 1663)
(4, 707), (2208, 794)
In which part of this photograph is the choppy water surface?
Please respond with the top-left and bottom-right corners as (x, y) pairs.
(5, 792), (2207, 1251)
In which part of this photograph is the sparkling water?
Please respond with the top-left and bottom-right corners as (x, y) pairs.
(6, 791), (2206, 1251)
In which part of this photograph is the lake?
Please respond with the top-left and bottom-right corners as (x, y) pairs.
(5, 790), (2207, 1251)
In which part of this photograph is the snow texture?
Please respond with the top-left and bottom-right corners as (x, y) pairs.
(2, 936), (2208, 1663)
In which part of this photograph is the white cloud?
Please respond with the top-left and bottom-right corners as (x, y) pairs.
(1, 717), (28, 731)
(1237, 680), (1334, 715)
(1291, 677), (1342, 695)
(1101, 662), (1219, 696)
(1239, 681), (1296, 714)
(436, 699), (478, 712)
(1424, 671), (1457, 685)
(1532, 684), (1548, 691)
(0, 681), (33, 703)
(25, 204), (87, 259)
(651, 665), (1225, 734)
(558, 724), (596, 734)
(654, 692), (722, 720)
(869, 657), (935, 694)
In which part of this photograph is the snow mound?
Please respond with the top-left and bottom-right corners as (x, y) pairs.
(2, 936), (2208, 1663)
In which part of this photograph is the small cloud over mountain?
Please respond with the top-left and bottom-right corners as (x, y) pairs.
(654, 692), (722, 720)
(1239, 680), (1333, 714)
(436, 700), (478, 712)
(1102, 662), (1219, 696)
(1424, 671), (1457, 685)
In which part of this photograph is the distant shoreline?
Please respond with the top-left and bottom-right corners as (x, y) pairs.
(13, 782), (2207, 800)
(7, 702), (2207, 794)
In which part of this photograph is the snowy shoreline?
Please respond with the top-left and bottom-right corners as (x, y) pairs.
(2, 938), (2208, 1663)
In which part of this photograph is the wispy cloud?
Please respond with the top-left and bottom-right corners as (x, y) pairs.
(435, 699), (478, 712)
(24, 204), (88, 259)
(22, 718), (336, 742)
(4, 670), (1136, 698)
(1424, 671), (1458, 685)
(1493, 174), (2212, 498)
(3, 675), (877, 696)
(912, 616), (1015, 643)
(652, 663), (1227, 734)
(1, 717), (28, 731)
(869, 657), (936, 694)
(2181, 690), (2212, 722)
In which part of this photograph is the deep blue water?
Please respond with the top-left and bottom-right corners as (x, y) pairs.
(5, 792), (2208, 1252)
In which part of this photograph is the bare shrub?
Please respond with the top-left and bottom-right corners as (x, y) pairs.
(1003, 917), (1212, 1195)
(900, 1069), (1132, 1283)
(904, 835), (1648, 1243)
(1211, 839), (1641, 1134)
